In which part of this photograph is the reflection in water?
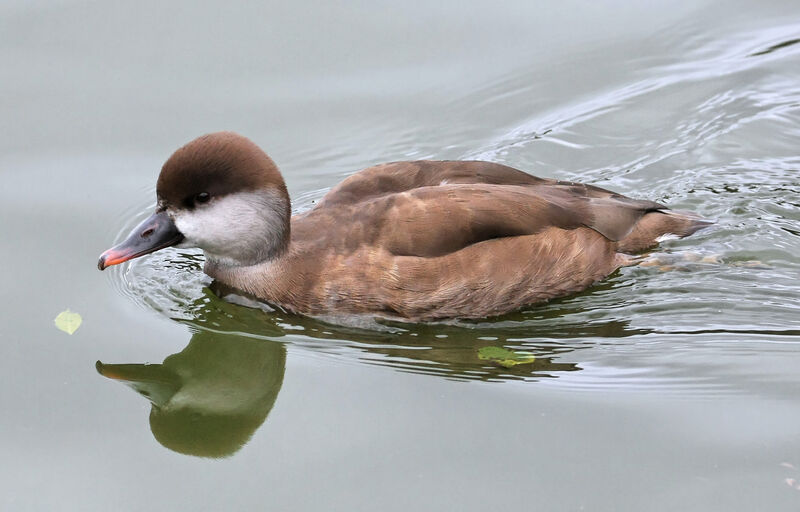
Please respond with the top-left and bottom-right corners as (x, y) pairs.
(97, 331), (285, 458)
(97, 283), (649, 456)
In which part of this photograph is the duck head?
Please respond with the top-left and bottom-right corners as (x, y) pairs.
(98, 132), (290, 270)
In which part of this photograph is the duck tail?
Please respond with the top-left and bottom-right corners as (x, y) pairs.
(616, 209), (714, 254)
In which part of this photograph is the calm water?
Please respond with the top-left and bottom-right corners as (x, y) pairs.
(2, 1), (800, 510)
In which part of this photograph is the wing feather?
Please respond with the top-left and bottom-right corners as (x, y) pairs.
(304, 161), (667, 258)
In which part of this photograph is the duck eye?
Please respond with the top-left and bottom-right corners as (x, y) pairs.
(194, 192), (210, 204)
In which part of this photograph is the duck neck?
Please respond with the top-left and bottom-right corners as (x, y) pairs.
(205, 250), (287, 296)
(203, 214), (294, 303)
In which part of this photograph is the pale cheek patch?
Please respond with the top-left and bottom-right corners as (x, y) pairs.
(173, 209), (223, 248)
(171, 190), (288, 265)
(174, 199), (264, 253)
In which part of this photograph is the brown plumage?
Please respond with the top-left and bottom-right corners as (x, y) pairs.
(99, 132), (712, 322)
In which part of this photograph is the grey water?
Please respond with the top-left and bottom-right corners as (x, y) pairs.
(2, 1), (800, 510)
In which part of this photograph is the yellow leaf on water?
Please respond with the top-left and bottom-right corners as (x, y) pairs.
(55, 309), (82, 335)
(477, 346), (535, 368)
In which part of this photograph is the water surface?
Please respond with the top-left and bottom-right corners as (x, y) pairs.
(2, 1), (800, 510)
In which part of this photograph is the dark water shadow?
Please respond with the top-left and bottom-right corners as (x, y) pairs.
(749, 37), (800, 57)
(97, 281), (650, 457)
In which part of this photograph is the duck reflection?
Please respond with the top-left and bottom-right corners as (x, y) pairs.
(97, 283), (649, 457)
(97, 331), (285, 458)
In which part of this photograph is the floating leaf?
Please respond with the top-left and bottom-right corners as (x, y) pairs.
(477, 346), (535, 368)
(55, 309), (82, 335)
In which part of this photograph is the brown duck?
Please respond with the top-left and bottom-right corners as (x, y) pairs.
(98, 132), (711, 321)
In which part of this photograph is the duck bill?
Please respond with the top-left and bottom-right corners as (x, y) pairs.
(98, 211), (184, 270)
(96, 360), (172, 383)
(96, 361), (180, 407)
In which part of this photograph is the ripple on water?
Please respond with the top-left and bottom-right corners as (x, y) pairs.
(105, 21), (800, 397)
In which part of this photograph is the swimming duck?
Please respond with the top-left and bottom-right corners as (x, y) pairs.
(98, 132), (710, 321)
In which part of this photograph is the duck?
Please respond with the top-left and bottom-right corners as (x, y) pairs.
(98, 132), (711, 321)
